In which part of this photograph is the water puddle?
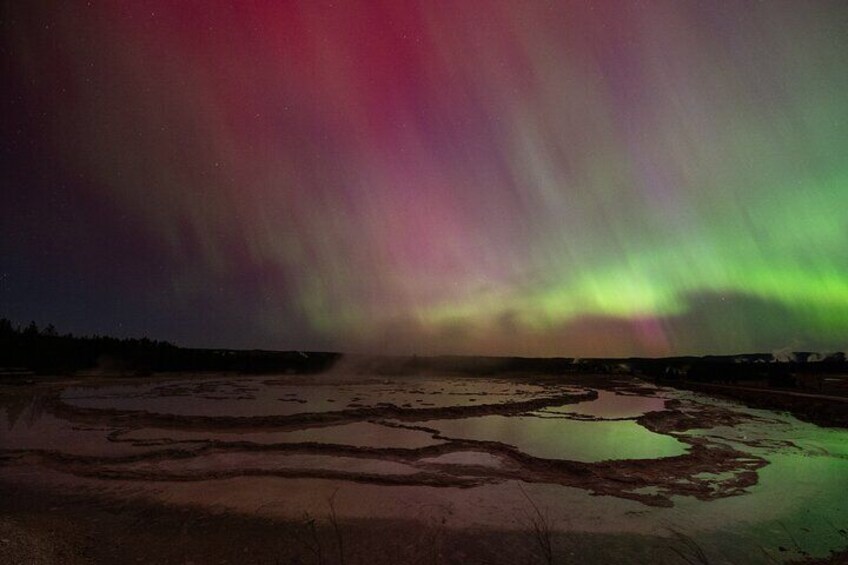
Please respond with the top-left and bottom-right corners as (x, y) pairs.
(421, 415), (689, 461)
(105, 452), (424, 478)
(0, 407), (147, 457)
(418, 451), (506, 468)
(60, 376), (560, 417)
(119, 421), (444, 450)
(540, 390), (667, 419)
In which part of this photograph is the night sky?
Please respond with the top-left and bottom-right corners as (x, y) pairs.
(2, 1), (847, 357)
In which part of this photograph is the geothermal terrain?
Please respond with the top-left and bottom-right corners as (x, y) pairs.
(1, 370), (846, 564)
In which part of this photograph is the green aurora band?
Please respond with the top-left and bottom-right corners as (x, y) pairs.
(2, 1), (847, 356)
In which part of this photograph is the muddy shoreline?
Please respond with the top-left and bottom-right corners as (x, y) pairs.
(666, 381), (848, 428)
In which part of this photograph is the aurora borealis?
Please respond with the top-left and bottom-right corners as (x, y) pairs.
(2, 1), (847, 357)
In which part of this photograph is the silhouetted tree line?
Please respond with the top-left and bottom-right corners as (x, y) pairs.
(630, 353), (847, 388)
(0, 318), (340, 376)
(1, 317), (845, 382)
(1, 318), (176, 374)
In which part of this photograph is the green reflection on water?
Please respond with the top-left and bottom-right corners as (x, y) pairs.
(425, 415), (689, 462)
(678, 417), (848, 560)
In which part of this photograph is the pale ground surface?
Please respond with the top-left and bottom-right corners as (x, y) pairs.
(1, 372), (846, 564)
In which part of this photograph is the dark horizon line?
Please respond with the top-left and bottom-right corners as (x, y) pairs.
(2, 316), (844, 363)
